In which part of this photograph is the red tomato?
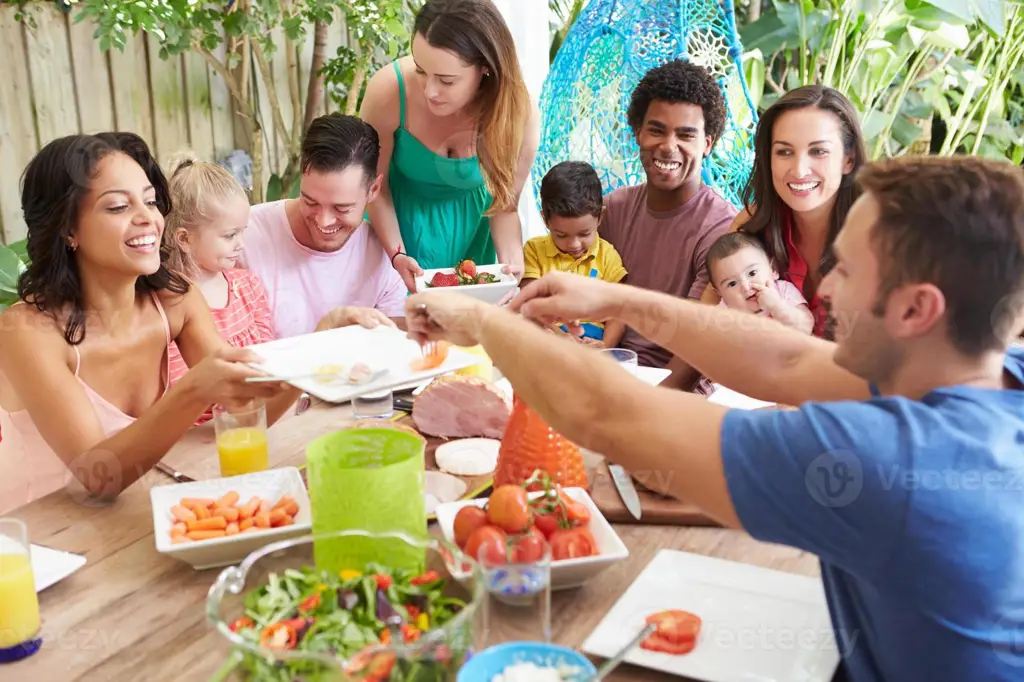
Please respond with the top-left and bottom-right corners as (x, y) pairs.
(453, 506), (489, 549)
(640, 633), (697, 655)
(486, 485), (532, 533)
(549, 526), (597, 560)
(646, 610), (702, 644)
(509, 526), (547, 563)
(532, 511), (562, 539)
(463, 525), (508, 565)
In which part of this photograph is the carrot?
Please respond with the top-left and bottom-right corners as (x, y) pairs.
(269, 509), (289, 527)
(240, 526), (260, 534)
(187, 530), (227, 540)
(172, 535), (192, 544)
(214, 506), (240, 522)
(239, 518), (254, 531)
(258, 500), (271, 515)
(271, 495), (295, 512)
(181, 498), (215, 509)
(186, 501), (211, 520)
(279, 514), (294, 526)
(170, 522), (188, 537)
(225, 522), (240, 536)
(282, 501), (299, 517)
(171, 505), (197, 523)
(254, 512), (271, 529)
(187, 516), (228, 532)
(238, 497), (260, 520)
(217, 491), (240, 508)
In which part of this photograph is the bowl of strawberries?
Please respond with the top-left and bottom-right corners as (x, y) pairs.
(415, 260), (519, 305)
(433, 471), (629, 590)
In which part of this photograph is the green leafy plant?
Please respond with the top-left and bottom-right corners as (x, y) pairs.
(0, 240), (28, 312)
(741, 0), (1024, 160)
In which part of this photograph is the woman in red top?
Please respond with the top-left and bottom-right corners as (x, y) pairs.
(701, 85), (867, 338)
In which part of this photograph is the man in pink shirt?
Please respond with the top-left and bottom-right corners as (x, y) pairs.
(599, 60), (737, 374)
(243, 114), (406, 338)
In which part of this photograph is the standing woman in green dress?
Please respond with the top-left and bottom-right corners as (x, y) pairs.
(361, 0), (539, 292)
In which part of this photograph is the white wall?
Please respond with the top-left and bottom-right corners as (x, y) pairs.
(493, 0), (550, 242)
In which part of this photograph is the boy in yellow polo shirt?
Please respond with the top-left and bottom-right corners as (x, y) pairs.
(522, 161), (627, 346)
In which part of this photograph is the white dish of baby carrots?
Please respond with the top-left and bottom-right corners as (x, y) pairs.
(150, 467), (312, 570)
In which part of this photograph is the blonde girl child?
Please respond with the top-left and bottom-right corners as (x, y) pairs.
(162, 154), (276, 409)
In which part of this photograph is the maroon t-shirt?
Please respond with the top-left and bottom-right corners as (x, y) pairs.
(601, 183), (736, 368)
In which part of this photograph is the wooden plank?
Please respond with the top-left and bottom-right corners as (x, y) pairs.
(0, 7), (38, 243)
(146, 34), (190, 167)
(297, 20), (315, 130)
(183, 50), (215, 162)
(22, 4), (79, 146)
(67, 13), (115, 134)
(108, 32), (154, 145)
(208, 35), (236, 161)
(270, 25), (293, 175)
(252, 49), (274, 195)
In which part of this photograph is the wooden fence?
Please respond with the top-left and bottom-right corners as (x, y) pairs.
(0, 3), (350, 245)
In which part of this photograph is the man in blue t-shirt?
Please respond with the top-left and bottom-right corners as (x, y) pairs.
(403, 155), (1024, 681)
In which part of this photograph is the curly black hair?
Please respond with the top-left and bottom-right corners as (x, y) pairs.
(626, 59), (726, 145)
(18, 132), (189, 345)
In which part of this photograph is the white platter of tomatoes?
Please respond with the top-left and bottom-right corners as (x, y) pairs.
(433, 477), (629, 591)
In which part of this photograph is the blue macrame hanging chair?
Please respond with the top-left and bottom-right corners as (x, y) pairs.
(533, 0), (758, 209)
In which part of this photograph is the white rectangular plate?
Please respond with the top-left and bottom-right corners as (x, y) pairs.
(582, 549), (839, 681)
(31, 544), (86, 592)
(415, 263), (518, 305)
(246, 326), (483, 403)
(434, 487), (629, 590)
(150, 467), (312, 571)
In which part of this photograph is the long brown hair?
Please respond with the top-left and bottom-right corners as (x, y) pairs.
(414, 0), (530, 213)
(740, 85), (866, 290)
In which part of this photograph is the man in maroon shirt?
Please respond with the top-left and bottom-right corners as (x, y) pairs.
(600, 59), (737, 374)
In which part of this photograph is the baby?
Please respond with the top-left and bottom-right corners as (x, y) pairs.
(522, 161), (627, 346)
(706, 232), (814, 334)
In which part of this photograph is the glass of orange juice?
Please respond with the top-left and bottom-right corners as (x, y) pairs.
(0, 518), (42, 663)
(213, 400), (269, 478)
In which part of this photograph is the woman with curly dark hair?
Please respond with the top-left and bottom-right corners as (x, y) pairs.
(700, 85), (867, 339)
(599, 59), (738, 371)
(0, 133), (296, 511)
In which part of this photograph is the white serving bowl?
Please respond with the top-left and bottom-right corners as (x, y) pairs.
(150, 467), (312, 570)
(415, 263), (518, 305)
(434, 487), (629, 590)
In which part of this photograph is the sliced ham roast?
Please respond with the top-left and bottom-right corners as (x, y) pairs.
(412, 376), (511, 439)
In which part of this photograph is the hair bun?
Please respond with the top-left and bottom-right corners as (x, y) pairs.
(166, 150), (201, 177)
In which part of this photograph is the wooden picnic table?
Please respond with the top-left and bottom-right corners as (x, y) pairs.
(5, 398), (821, 681)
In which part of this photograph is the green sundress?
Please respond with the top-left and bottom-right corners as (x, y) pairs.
(386, 61), (496, 269)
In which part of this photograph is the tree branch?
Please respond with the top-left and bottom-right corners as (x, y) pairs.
(198, 45), (254, 120)
(286, 35), (302, 144)
(252, 39), (298, 157)
(345, 36), (367, 116)
(304, 20), (328, 131)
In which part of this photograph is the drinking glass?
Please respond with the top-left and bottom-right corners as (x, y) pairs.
(0, 518), (42, 663)
(352, 389), (394, 419)
(476, 535), (552, 645)
(600, 348), (639, 375)
(214, 400), (269, 478)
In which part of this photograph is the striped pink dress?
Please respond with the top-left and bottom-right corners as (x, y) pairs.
(167, 268), (276, 422)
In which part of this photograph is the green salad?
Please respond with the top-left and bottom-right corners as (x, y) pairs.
(225, 562), (470, 682)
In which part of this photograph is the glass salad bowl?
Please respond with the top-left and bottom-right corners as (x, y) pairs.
(207, 530), (484, 681)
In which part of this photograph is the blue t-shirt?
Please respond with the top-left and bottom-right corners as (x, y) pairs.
(721, 347), (1024, 681)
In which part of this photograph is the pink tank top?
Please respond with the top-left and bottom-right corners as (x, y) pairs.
(0, 293), (171, 513)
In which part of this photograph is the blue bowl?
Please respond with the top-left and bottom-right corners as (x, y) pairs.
(457, 641), (597, 681)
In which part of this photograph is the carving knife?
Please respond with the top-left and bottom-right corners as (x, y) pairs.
(608, 463), (643, 520)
